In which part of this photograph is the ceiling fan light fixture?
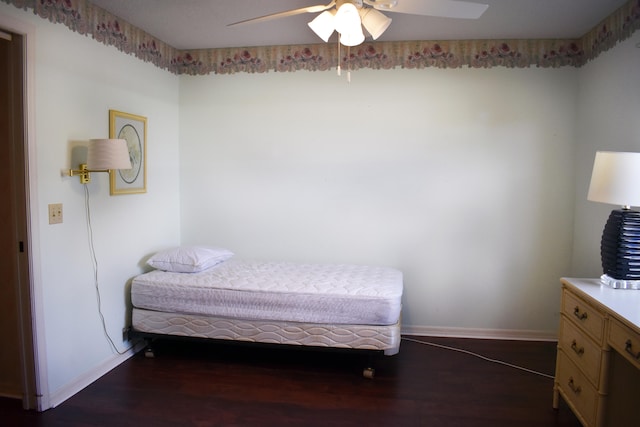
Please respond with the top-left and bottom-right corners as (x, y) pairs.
(359, 7), (391, 40)
(334, 2), (361, 35)
(308, 10), (336, 42)
(339, 28), (365, 46)
(363, 0), (398, 11)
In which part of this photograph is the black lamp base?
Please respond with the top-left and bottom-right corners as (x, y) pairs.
(600, 209), (640, 287)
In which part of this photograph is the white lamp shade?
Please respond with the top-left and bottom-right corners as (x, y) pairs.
(339, 29), (365, 47)
(587, 151), (640, 207)
(308, 10), (335, 42)
(334, 2), (361, 35)
(359, 7), (392, 40)
(87, 139), (132, 170)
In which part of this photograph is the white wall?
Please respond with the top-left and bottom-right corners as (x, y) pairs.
(179, 66), (578, 337)
(0, 3), (181, 406)
(571, 32), (640, 277)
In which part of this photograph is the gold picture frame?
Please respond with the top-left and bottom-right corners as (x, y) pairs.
(109, 110), (147, 195)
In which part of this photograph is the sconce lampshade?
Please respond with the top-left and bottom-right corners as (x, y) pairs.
(87, 139), (132, 170)
(359, 7), (392, 40)
(587, 151), (640, 288)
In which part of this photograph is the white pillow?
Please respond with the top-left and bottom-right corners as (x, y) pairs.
(147, 246), (234, 273)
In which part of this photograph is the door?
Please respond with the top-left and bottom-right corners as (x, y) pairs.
(0, 27), (36, 409)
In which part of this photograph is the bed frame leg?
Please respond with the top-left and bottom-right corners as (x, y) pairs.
(362, 367), (375, 379)
(143, 338), (155, 358)
(362, 353), (377, 378)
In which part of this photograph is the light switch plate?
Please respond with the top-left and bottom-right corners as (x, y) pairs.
(48, 203), (63, 224)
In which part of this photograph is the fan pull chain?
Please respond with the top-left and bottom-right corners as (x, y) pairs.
(337, 38), (341, 76)
(336, 40), (352, 82)
(347, 45), (351, 83)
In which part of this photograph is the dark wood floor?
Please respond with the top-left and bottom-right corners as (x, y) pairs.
(1, 336), (581, 426)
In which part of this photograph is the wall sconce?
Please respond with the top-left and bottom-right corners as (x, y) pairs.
(67, 139), (132, 184)
(587, 151), (640, 289)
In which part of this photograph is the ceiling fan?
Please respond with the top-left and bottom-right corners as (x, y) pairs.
(228, 0), (489, 47)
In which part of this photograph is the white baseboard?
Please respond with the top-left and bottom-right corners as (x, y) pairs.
(401, 325), (558, 342)
(48, 341), (146, 409)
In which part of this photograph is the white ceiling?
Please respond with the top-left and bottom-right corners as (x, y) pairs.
(90, 0), (630, 50)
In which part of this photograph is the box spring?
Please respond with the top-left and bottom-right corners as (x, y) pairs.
(132, 308), (401, 356)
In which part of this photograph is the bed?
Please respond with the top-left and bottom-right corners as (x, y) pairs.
(130, 246), (403, 377)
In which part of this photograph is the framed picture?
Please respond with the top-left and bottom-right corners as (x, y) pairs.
(109, 110), (147, 195)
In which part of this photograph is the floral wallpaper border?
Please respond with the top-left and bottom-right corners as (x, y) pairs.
(3, 0), (640, 75)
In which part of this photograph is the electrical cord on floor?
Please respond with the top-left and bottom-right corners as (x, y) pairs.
(84, 185), (137, 356)
(401, 336), (555, 380)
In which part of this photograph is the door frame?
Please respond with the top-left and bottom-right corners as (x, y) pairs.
(0, 12), (49, 411)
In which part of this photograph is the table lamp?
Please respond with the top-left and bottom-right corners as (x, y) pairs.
(587, 151), (640, 289)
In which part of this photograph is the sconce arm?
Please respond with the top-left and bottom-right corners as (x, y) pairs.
(67, 163), (112, 184)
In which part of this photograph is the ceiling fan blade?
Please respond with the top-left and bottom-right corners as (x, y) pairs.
(228, 1), (336, 26)
(370, 0), (488, 20)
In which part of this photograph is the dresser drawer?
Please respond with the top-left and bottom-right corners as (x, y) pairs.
(608, 318), (640, 370)
(556, 350), (601, 427)
(559, 317), (604, 387)
(562, 289), (605, 343)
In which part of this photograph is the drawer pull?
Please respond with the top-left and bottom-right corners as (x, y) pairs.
(625, 340), (640, 359)
(571, 340), (585, 356)
(573, 306), (588, 321)
(567, 377), (582, 395)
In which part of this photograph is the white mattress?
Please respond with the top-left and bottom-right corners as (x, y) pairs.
(131, 259), (403, 325)
(131, 308), (401, 355)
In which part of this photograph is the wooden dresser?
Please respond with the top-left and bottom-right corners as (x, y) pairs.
(553, 278), (640, 427)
